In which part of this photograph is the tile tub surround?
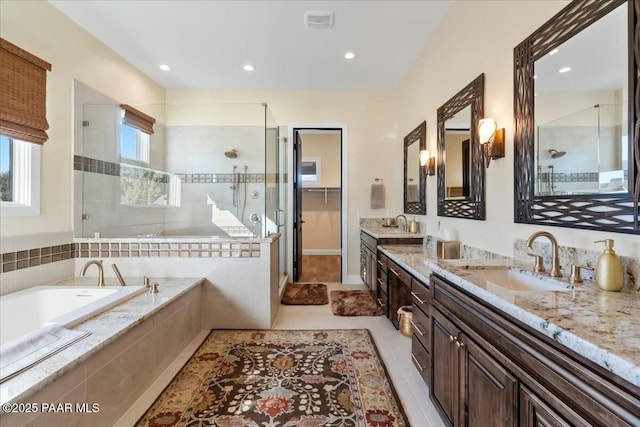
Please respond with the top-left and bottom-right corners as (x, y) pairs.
(0, 276), (203, 427)
(377, 244), (640, 388)
(360, 217), (426, 239)
(514, 238), (639, 291)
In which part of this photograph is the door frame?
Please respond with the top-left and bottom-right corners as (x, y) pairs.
(287, 123), (348, 283)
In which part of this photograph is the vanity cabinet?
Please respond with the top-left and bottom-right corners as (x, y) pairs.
(431, 308), (517, 427)
(410, 274), (431, 384)
(388, 259), (412, 329)
(430, 273), (640, 427)
(358, 230), (422, 318)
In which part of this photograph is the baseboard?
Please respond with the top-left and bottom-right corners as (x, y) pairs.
(302, 249), (341, 256)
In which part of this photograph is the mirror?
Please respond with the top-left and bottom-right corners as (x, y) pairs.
(514, 0), (639, 233)
(437, 74), (485, 220)
(404, 121), (426, 215)
(444, 106), (471, 200)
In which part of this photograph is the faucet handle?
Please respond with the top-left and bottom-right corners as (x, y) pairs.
(569, 264), (594, 284)
(526, 252), (545, 273)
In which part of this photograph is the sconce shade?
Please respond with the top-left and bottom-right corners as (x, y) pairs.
(478, 118), (497, 144)
(420, 150), (430, 166)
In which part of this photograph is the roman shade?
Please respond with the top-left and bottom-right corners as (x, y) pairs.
(0, 38), (52, 145)
(120, 104), (155, 135)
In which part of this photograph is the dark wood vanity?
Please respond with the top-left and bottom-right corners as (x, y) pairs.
(359, 230), (421, 323)
(426, 273), (639, 427)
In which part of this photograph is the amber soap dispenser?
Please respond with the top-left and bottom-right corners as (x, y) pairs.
(594, 239), (624, 292)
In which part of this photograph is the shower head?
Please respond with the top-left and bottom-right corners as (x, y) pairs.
(548, 149), (566, 159)
(224, 149), (238, 159)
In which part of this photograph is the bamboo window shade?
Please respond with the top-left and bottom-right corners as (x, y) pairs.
(0, 38), (52, 145)
(120, 104), (156, 135)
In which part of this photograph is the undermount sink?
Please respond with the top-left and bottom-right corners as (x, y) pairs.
(459, 266), (574, 292)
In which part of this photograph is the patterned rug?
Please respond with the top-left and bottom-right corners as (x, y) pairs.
(330, 290), (384, 316)
(281, 283), (329, 305)
(136, 329), (408, 426)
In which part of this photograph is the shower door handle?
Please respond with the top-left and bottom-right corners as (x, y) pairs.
(277, 209), (286, 227)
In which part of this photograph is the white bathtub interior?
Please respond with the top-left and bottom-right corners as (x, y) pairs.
(1, 285), (145, 346)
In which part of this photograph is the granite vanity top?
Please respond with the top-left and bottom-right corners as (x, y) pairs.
(0, 277), (203, 405)
(360, 218), (425, 240)
(378, 244), (640, 388)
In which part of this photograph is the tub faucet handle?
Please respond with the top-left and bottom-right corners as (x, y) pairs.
(112, 264), (126, 286)
(143, 276), (151, 288)
(150, 282), (159, 294)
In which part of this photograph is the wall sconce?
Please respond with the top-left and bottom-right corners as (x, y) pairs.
(478, 118), (505, 168)
(420, 150), (436, 176)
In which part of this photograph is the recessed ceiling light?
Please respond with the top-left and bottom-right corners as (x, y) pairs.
(344, 52), (356, 60)
(159, 64), (171, 71)
(558, 67), (571, 73)
(549, 48), (559, 55)
(243, 64), (254, 72)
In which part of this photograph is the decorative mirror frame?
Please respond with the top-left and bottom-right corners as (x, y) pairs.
(437, 73), (485, 220)
(404, 120), (426, 215)
(514, 0), (639, 234)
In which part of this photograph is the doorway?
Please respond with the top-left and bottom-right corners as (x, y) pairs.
(288, 124), (347, 284)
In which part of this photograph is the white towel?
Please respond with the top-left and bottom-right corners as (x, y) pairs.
(370, 183), (384, 209)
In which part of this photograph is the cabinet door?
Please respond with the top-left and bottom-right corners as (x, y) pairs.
(459, 334), (517, 427)
(431, 309), (460, 427)
(520, 386), (572, 427)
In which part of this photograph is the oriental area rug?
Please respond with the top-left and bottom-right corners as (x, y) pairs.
(281, 283), (329, 305)
(330, 290), (384, 317)
(136, 329), (408, 427)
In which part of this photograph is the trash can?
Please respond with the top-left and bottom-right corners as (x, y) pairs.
(397, 306), (413, 337)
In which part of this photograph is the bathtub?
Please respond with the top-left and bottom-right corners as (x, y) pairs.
(0, 285), (146, 346)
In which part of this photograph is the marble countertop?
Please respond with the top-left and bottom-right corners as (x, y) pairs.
(378, 244), (640, 388)
(0, 277), (204, 405)
(360, 218), (425, 240)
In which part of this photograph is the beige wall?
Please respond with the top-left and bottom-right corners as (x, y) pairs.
(0, 0), (164, 237)
(396, 0), (637, 259)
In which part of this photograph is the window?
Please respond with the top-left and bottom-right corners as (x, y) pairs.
(119, 104), (155, 164)
(301, 156), (322, 185)
(0, 134), (41, 216)
(120, 122), (150, 163)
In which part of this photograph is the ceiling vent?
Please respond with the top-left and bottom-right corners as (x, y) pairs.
(304, 11), (334, 29)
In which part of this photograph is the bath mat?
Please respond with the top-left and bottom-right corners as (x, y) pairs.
(281, 282), (329, 305)
(136, 329), (408, 426)
(330, 290), (384, 316)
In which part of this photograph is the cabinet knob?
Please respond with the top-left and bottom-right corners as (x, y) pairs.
(455, 340), (465, 349)
(449, 334), (456, 343)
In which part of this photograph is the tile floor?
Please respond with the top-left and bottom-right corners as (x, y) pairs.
(119, 283), (445, 426)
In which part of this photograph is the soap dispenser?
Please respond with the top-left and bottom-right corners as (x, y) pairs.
(409, 216), (418, 233)
(594, 239), (624, 292)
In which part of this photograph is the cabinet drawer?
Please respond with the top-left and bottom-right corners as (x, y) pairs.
(411, 277), (430, 314)
(411, 301), (430, 350)
(377, 253), (388, 269)
(361, 231), (377, 251)
(412, 336), (430, 384)
(388, 259), (411, 286)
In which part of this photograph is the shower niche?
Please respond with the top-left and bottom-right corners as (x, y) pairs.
(73, 81), (281, 239)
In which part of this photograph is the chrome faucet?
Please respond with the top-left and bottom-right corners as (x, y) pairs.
(80, 260), (105, 287)
(526, 231), (561, 277)
(395, 214), (408, 231)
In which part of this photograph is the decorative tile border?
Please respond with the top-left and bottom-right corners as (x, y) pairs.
(1, 244), (75, 274)
(175, 173), (265, 184)
(74, 155), (120, 176)
(75, 241), (261, 258)
(0, 238), (263, 275)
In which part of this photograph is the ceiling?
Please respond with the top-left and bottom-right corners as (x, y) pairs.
(49, 0), (452, 91)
